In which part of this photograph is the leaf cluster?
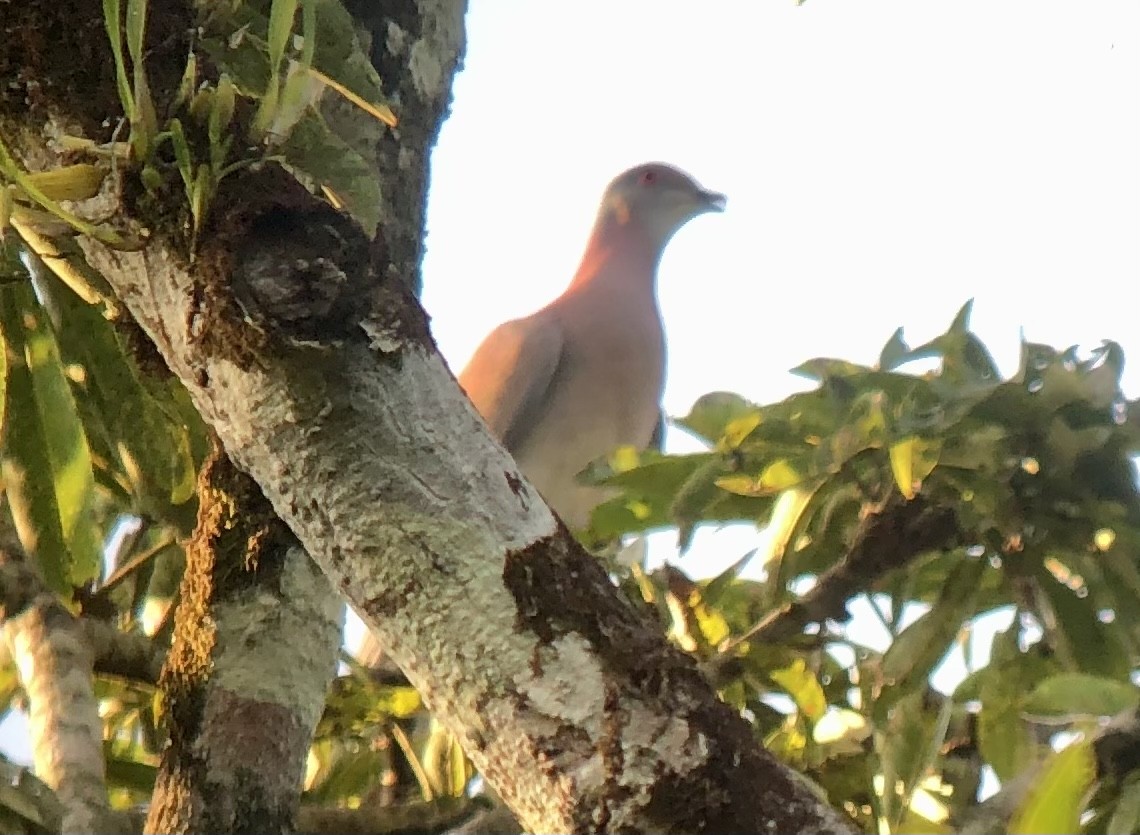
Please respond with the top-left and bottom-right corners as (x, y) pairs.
(588, 301), (1140, 832)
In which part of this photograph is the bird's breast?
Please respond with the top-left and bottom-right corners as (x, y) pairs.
(513, 296), (665, 529)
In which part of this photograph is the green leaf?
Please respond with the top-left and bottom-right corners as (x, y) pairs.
(102, 0), (135, 118)
(948, 299), (974, 335)
(1107, 773), (1140, 835)
(669, 457), (731, 550)
(791, 357), (872, 382)
(307, 0), (388, 109)
(266, 0), (300, 74)
(716, 458), (804, 498)
(970, 628), (1055, 780)
(0, 299), (7, 442)
(168, 119), (193, 192)
(977, 690), (1036, 782)
(676, 391), (756, 444)
(44, 276), (200, 521)
(875, 691), (949, 830)
(278, 111), (381, 231)
(125, 0), (155, 157)
(0, 284), (99, 590)
(299, 0), (318, 68)
(1008, 739), (1095, 835)
(1037, 565), (1131, 679)
(770, 658), (826, 722)
(0, 138), (128, 248)
(124, 0), (147, 69)
(173, 50), (197, 111)
(888, 436), (942, 499)
(878, 327), (910, 371)
(1022, 673), (1139, 717)
(208, 74), (237, 146)
(879, 557), (985, 703)
(903, 300), (1001, 388)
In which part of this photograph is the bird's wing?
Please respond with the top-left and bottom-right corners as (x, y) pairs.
(458, 314), (565, 454)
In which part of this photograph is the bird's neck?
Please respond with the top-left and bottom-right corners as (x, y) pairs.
(567, 212), (661, 294)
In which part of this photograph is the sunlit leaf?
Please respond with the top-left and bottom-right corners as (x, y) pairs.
(677, 391), (756, 444)
(0, 284), (99, 589)
(1008, 739), (1095, 835)
(44, 277), (200, 521)
(888, 436), (942, 499)
(770, 658), (826, 722)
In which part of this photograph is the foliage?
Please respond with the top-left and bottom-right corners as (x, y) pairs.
(584, 301), (1140, 833)
(101, 0), (397, 241)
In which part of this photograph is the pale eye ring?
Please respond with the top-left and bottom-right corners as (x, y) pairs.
(639, 170), (657, 186)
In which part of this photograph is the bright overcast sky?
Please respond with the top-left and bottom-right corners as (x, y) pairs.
(419, 0), (1140, 581)
(4, 0), (1139, 770)
(427, 0), (1138, 415)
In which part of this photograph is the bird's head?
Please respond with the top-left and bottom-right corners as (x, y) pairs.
(600, 163), (726, 250)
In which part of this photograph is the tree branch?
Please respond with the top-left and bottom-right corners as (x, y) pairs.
(145, 440), (343, 833)
(726, 494), (960, 649)
(0, 547), (129, 833)
(84, 617), (165, 685)
(68, 172), (853, 831)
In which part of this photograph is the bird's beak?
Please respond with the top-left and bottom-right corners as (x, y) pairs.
(700, 189), (727, 213)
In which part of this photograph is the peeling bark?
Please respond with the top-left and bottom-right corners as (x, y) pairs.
(0, 547), (129, 834)
(144, 442), (343, 834)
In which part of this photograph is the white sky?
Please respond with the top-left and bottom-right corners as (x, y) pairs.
(4, 0), (1139, 783)
(416, 0), (1140, 629)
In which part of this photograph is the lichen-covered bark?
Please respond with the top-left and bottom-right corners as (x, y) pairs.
(145, 441), (342, 834)
(0, 546), (128, 834)
(343, 0), (466, 295)
(63, 225), (851, 832)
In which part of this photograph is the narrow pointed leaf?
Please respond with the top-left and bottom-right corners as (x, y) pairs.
(1008, 740), (1095, 835)
(0, 284), (99, 589)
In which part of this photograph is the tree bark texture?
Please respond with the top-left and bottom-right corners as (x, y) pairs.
(0, 546), (129, 833)
(144, 441), (342, 834)
(342, 0), (466, 296)
(1, 1), (857, 832)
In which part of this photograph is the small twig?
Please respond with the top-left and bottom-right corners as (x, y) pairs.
(720, 494), (960, 654)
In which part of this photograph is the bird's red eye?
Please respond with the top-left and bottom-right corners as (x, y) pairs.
(639, 170), (657, 186)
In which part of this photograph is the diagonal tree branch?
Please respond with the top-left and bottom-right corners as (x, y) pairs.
(72, 172), (853, 833)
(726, 493), (961, 650)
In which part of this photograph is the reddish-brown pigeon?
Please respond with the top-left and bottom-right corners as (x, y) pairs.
(459, 163), (725, 530)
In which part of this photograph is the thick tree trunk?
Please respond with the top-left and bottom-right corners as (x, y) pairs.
(74, 202), (850, 833)
(0, 1), (856, 831)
